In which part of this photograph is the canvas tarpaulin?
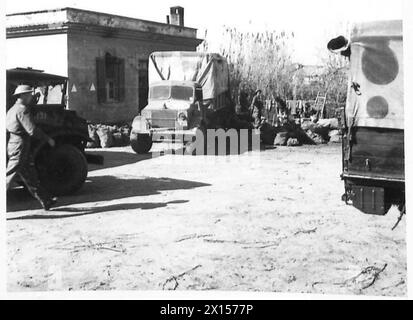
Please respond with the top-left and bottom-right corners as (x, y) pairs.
(148, 52), (229, 100)
(346, 20), (403, 129)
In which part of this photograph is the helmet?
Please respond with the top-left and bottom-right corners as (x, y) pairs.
(13, 85), (33, 96)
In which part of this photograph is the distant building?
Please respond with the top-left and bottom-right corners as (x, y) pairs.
(298, 65), (326, 85)
(6, 7), (203, 123)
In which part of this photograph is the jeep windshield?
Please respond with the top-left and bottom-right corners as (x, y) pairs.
(7, 68), (68, 108)
(149, 85), (194, 102)
(34, 84), (65, 105)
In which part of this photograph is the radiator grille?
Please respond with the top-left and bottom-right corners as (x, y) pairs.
(150, 110), (177, 128)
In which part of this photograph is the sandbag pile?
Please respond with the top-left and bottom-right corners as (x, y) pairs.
(87, 124), (131, 148)
(301, 118), (342, 145)
(271, 118), (342, 146)
(328, 130), (342, 143)
(286, 138), (300, 147)
(260, 123), (278, 145)
(274, 131), (289, 146)
(272, 121), (312, 146)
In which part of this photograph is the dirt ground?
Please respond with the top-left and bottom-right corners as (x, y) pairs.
(6, 143), (406, 296)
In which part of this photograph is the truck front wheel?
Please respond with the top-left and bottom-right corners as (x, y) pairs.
(130, 132), (153, 154)
(36, 144), (88, 196)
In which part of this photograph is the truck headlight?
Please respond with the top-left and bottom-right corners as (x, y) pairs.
(141, 110), (152, 119)
(177, 111), (188, 127)
(132, 115), (150, 132)
(178, 112), (187, 121)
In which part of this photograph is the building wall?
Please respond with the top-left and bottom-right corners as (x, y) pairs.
(6, 34), (68, 76)
(67, 31), (198, 124)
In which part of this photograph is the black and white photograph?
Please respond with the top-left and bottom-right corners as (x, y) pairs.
(0, 0), (412, 301)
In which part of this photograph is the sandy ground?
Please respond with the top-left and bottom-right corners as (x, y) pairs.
(6, 143), (406, 296)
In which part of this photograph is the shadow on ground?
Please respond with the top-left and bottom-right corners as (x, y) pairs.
(87, 142), (264, 173)
(87, 149), (152, 172)
(7, 176), (210, 214)
(7, 200), (189, 220)
(87, 146), (193, 172)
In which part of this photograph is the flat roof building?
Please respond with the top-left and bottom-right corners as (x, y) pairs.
(6, 7), (203, 123)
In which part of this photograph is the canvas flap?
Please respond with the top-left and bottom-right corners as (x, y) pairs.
(346, 21), (403, 129)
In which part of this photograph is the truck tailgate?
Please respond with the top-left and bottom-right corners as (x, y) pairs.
(344, 127), (404, 181)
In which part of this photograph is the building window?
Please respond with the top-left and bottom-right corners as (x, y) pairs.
(138, 59), (149, 111)
(96, 53), (125, 103)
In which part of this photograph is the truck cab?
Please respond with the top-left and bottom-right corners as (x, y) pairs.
(143, 80), (204, 131)
(130, 51), (234, 154)
(131, 80), (204, 153)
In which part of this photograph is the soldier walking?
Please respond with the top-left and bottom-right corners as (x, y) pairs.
(6, 85), (57, 210)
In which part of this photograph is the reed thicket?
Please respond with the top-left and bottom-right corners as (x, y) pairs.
(199, 26), (348, 115)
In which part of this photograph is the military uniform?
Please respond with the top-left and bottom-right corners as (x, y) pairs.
(235, 91), (252, 123)
(251, 95), (264, 129)
(6, 102), (52, 206)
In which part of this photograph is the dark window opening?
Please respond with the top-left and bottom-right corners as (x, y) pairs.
(96, 53), (125, 104)
(195, 88), (203, 101)
(138, 59), (149, 112)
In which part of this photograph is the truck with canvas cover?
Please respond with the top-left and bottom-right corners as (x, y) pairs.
(6, 68), (103, 196)
(130, 51), (247, 154)
(328, 20), (404, 216)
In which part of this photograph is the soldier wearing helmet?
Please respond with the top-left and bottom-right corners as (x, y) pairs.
(6, 85), (57, 210)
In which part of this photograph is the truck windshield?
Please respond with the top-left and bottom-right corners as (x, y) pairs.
(150, 85), (194, 101)
(150, 85), (170, 100)
(171, 86), (194, 101)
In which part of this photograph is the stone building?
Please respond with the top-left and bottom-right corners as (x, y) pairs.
(6, 7), (202, 123)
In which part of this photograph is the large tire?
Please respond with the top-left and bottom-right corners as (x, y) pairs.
(36, 144), (88, 196)
(130, 132), (153, 154)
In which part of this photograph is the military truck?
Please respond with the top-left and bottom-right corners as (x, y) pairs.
(328, 20), (404, 216)
(130, 51), (249, 154)
(7, 67), (103, 196)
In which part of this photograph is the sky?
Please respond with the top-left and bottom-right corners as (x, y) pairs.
(5, 0), (404, 65)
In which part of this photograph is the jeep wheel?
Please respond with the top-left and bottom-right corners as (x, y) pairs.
(130, 133), (153, 154)
(37, 144), (88, 196)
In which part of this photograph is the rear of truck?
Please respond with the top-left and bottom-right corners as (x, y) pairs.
(130, 51), (233, 154)
(338, 21), (404, 215)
